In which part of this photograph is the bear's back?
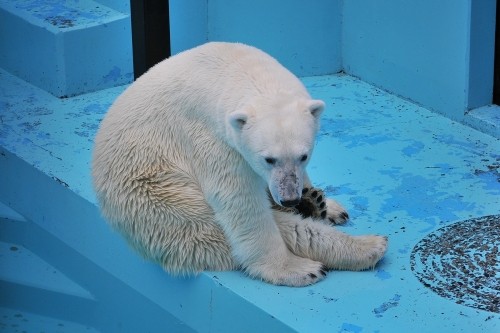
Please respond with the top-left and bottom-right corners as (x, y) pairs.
(92, 43), (309, 193)
(103, 42), (307, 125)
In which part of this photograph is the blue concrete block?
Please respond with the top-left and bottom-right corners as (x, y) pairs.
(96, 0), (130, 14)
(0, 201), (26, 222)
(0, 307), (100, 333)
(0, 0), (133, 97)
(0, 241), (94, 302)
(464, 105), (500, 138)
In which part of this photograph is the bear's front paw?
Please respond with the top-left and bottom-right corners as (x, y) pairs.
(295, 187), (328, 219)
(248, 255), (327, 287)
(295, 188), (349, 225)
(324, 198), (349, 225)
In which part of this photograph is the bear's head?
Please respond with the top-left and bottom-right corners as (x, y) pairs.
(227, 96), (325, 207)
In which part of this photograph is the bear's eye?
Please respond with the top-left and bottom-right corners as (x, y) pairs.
(300, 154), (308, 162)
(265, 157), (277, 165)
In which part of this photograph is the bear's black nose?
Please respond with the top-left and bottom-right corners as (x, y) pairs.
(281, 199), (300, 207)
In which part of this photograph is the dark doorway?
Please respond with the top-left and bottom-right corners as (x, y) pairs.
(493, 0), (500, 104)
(130, 0), (171, 80)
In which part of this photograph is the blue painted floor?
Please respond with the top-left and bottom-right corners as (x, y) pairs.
(0, 69), (499, 332)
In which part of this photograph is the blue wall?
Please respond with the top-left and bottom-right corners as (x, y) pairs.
(207, 0), (342, 77)
(169, 0), (208, 56)
(169, 0), (342, 77)
(169, 0), (496, 119)
(1, 0), (495, 119)
(342, 0), (496, 120)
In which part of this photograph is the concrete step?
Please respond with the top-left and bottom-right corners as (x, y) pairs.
(0, 202), (98, 330)
(0, 199), (192, 333)
(0, 0), (133, 98)
(0, 307), (100, 333)
(0, 240), (95, 303)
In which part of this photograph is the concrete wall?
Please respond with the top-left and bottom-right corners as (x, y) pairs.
(169, 0), (208, 56)
(342, 0), (496, 120)
(207, 0), (342, 77)
(2, 0), (495, 117)
(169, 0), (343, 77)
(169, 0), (496, 118)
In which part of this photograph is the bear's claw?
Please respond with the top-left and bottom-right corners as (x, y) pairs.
(270, 186), (349, 225)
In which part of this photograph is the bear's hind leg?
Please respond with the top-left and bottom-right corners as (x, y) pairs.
(125, 170), (236, 275)
(273, 210), (387, 271)
(155, 214), (237, 275)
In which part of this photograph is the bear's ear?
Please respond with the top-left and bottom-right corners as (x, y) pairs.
(307, 100), (325, 118)
(228, 111), (248, 130)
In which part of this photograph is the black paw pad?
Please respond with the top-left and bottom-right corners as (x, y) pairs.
(270, 186), (332, 222)
(294, 187), (328, 220)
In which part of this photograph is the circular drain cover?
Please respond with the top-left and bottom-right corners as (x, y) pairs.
(411, 215), (500, 313)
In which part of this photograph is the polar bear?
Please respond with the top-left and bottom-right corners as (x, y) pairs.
(92, 42), (387, 287)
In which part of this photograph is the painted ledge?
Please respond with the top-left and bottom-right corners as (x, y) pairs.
(464, 105), (500, 139)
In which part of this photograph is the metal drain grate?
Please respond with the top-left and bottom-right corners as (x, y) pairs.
(411, 215), (500, 313)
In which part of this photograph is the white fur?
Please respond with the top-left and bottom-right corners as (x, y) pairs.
(92, 42), (387, 287)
